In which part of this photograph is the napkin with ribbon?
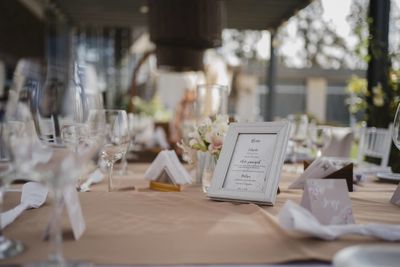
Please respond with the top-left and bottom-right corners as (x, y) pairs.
(278, 200), (400, 241)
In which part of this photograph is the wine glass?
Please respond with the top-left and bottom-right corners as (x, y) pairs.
(20, 120), (99, 267)
(27, 61), (98, 266)
(0, 122), (25, 259)
(309, 125), (332, 157)
(87, 110), (130, 191)
(288, 114), (309, 171)
(61, 123), (90, 187)
(115, 113), (135, 175)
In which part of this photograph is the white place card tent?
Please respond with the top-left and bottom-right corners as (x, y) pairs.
(391, 184), (400, 206)
(144, 150), (192, 191)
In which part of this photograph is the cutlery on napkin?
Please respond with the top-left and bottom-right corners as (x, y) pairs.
(278, 200), (400, 241)
(1, 182), (48, 229)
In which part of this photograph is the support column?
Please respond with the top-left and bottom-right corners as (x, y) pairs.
(367, 0), (390, 127)
(306, 77), (327, 122)
(265, 31), (277, 121)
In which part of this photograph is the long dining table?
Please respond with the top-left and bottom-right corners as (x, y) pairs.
(3, 163), (400, 266)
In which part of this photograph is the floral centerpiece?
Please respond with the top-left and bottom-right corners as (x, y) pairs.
(177, 115), (229, 191)
(178, 115), (229, 163)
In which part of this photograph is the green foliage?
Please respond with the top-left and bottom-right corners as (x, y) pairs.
(132, 96), (172, 122)
(277, 0), (356, 68)
(346, 72), (400, 124)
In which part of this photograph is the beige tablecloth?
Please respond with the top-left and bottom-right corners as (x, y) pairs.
(3, 164), (400, 265)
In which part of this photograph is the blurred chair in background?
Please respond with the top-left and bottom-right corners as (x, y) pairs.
(356, 124), (393, 168)
(322, 126), (354, 158)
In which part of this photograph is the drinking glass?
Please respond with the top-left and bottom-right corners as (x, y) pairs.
(288, 114), (308, 171)
(196, 84), (228, 120)
(20, 121), (99, 267)
(392, 103), (400, 150)
(27, 61), (97, 266)
(87, 110), (130, 191)
(0, 122), (25, 259)
(61, 123), (90, 187)
(115, 113), (135, 175)
(309, 125), (332, 157)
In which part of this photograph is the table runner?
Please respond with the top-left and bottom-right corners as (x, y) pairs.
(3, 164), (400, 265)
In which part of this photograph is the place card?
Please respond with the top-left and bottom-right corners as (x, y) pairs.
(144, 150), (192, 191)
(303, 160), (354, 192)
(63, 183), (86, 240)
(289, 157), (353, 191)
(43, 184), (86, 241)
(390, 184), (400, 205)
(207, 121), (290, 205)
(301, 179), (354, 225)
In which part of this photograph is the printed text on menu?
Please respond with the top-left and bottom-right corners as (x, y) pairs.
(223, 133), (276, 192)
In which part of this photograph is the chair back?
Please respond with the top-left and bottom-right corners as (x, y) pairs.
(322, 127), (354, 158)
(357, 124), (393, 167)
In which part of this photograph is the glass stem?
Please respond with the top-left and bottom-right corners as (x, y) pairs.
(120, 154), (127, 174)
(49, 187), (64, 264)
(107, 162), (114, 192)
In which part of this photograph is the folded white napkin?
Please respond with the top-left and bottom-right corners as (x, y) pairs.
(1, 182), (48, 229)
(278, 200), (400, 241)
(144, 150), (192, 185)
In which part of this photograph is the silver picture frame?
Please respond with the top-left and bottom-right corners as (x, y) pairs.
(207, 121), (290, 205)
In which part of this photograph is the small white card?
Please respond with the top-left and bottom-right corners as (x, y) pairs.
(301, 179), (354, 225)
(63, 183), (86, 240)
(391, 184), (400, 206)
(289, 157), (350, 189)
(43, 184), (86, 241)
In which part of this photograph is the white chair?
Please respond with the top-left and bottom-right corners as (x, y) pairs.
(357, 124), (393, 167)
(322, 127), (354, 158)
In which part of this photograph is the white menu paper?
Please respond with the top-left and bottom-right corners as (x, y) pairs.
(207, 121), (290, 205)
(223, 133), (276, 193)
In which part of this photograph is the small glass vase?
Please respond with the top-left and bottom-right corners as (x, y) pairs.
(195, 151), (207, 184)
(201, 152), (217, 193)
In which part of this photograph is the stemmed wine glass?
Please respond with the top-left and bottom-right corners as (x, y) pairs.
(115, 113), (135, 175)
(288, 114), (309, 172)
(27, 132), (98, 267)
(309, 124), (332, 157)
(0, 122), (25, 259)
(26, 60), (99, 266)
(86, 109), (130, 192)
(61, 123), (90, 187)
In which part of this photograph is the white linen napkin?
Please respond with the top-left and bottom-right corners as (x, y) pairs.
(1, 182), (48, 229)
(144, 150), (192, 185)
(278, 200), (400, 241)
